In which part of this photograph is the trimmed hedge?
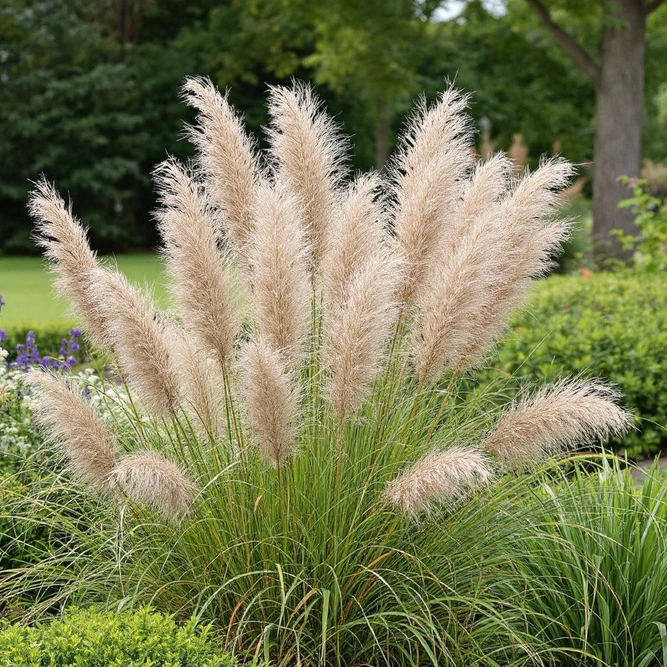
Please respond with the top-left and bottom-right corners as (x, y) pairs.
(0, 607), (241, 666)
(484, 271), (667, 460)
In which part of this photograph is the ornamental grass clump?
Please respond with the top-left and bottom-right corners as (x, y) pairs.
(18, 79), (632, 666)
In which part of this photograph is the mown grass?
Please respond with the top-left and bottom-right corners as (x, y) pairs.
(0, 254), (169, 326)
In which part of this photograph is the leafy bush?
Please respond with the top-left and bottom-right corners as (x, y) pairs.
(484, 271), (667, 459)
(0, 606), (238, 666)
(617, 177), (667, 272)
(498, 457), (667, 667)
(1, 324), (84, 369)
(10, 80), (631, 666)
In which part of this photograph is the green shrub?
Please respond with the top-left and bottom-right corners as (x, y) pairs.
(0, 607), (239, 666)
(484, 271), (667, 459)
(1, 324), (80, 362)
(497, 457), (667, 667)
(617, 177), (667, 272)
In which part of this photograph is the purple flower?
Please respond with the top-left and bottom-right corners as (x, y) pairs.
(0, 294), (5, 312)
(0, 329), (6, 343)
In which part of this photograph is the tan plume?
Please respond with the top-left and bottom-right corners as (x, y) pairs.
(167, 326), (227, 442)
(155, 159), (241, 369)
(321, 173), (387, 314)
(28, 369), (118, 491)
(391, 89), (475, 305)
(412, 158), (573, 382)
(182, 76), (261, 259)
(88, 267), (181, 418)
(384, 446), (494, 518)
(481, 379), (634, 469)
(28, 178), (107, 343)
(240, 338), (298, 468)
(110, 450), (195, 521)
(247, 184), (311, 363)
(266, 83), (347, 269)
(325, 247), (402, 421)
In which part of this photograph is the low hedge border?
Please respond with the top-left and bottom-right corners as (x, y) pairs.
(0, 607), (250, 666)
(481, 270), (667, 460)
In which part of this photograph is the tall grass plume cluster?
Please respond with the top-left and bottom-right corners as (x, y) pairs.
(18, 79), (632, 666)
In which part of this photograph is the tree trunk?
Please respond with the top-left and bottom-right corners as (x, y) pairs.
(592, 0), (646, 264)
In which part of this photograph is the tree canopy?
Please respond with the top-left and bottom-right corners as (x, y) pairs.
(0, 0), (665, 256)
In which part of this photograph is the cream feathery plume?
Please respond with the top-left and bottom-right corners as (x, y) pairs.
(321, 173), (387, 314)
(182, 77), (262, 259)
(439, 154), (513, 258)
(28, 369), (118, 491)
(411, 220), (499, 384)
(450, 160), (574, 368)
(88, 267), (181, 418)
(266, 83), (347, 269)
(247, 184), (311, 362)
(325, 247), (402, 421)
(383, 446), (494, 518)
(154, 159), (241, 369)
(239, 337), (298, 468)
(28, 178), (106, 343)
(411, 158), (574, 383)
(481, 379), (633, 470)
(167, 326), (226, 442)
(390, 89), (475, 305)
(110, 450), (195, 521)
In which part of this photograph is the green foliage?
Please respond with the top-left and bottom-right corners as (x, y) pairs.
(1, 325), (81, 363)
(484, 272), (667, 459)
(617, 177), (667, 272)
(431, 2), (596, 166)
(2, 373), (543, 666)
(0, 0), (197, 252)
(0, 607), (238, 666)
(499, 457), (667, 667)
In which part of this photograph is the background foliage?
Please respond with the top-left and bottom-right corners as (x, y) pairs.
(1, 0), (665, 253)
(480, 271), (667, 459)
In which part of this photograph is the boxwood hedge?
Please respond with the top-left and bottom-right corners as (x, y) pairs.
(483, 271), (667, 460)
(0, 607), (243, 666)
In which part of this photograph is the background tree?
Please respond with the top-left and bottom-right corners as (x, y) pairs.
(522, 0), (667, 262)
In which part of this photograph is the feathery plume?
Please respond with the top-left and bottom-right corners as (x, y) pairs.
(391, 89), (475, 305)
(384, 446), (494, 518)
(88, 267), (181, 418)
(412, 158), (573, 382)
(247, 184), (311, 363)
(439, 154), (513, 258)
(28, 178), (107, 342)
(321, 173), (387, 313)
(28, 369), (118, 491)
(168, 327), (226, 442)
(110, 450), (195, 521)
(411, 217), (500, 383)
(481, 379), (634, 470)
(182, 77), (261, 259)
(266, 83), (347, 269)
(453, 159), (574, 367)
(325, 248), (402, 420)
(154, 159), (241, 369)
(240, 338), (298, 468)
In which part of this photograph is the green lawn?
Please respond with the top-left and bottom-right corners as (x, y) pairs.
(0, 254), (169, 327)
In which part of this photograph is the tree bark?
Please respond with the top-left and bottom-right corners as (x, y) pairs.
(526, 0), (651, 264)
(591, 0), (646, 264)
